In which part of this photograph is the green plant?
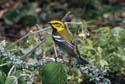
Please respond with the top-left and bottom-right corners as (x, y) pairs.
(79, 26), (125, 72)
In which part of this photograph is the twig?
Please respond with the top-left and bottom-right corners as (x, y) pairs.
(8, 65), (16, 76)
(53, 43), (58, 59)
(65, 22), (82, 25)
(6, 27), (50, 50)
(61, 11), (71, 22)
(33, 27), (51, 34)
(20, 24), (50, 60)
(6, 32), (31, 49)
(35, 24), (50, 41)
(15, 27), (51, 44)
(35, 24), (43, 40)
(14, 33), (30, 44)
(0, 62), (11, 67)
(20, 40), (45, 59)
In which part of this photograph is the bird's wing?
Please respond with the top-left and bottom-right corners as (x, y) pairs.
(53, 34), (77, 57)
(58, 29), (73, 42)
(53, 34), (90, 65)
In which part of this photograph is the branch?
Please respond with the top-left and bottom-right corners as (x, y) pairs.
(61, 11), (71, 22)
(20, 40), (45, 59)
(14, 33), (30, 44)
(65, 22), (82, 25)
(8, 65), (16, 76)
(36, 24), (43, 40)
(0, 62), (11, 67)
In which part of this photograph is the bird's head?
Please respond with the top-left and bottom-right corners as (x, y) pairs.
(49, 20), (65, 32)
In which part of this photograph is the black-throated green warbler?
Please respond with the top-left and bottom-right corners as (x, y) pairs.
(49, 20), (89, 65)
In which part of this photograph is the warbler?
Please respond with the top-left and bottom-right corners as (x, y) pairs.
(49, 20), (89, 65)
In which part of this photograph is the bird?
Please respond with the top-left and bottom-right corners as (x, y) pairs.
(49, 20), (90, 65)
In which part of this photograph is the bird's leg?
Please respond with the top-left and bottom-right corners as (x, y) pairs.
(68, 56), (72, 65)
(53, 44), (58, 62)
(57, 47), (63, 59)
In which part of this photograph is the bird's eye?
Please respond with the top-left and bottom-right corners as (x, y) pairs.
(54, 23), (61, 27)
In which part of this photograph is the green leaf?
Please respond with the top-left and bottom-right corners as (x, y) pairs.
(18, 14), (38, 26)
(0, 70), (6, 84)
(15, 70), (25, 84)
(3, 9), (20, 24)
(5, 76), (17, 84)
(99, 60), (108, 67)
(40, 62), (67, 84)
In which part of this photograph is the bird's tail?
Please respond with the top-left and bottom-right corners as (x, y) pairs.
(75, 46), (90, 65)
(76, 56), (90, 65)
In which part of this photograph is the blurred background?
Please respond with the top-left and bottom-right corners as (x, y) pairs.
(0, 0), (125, 84)
(0, 0), (125, 41)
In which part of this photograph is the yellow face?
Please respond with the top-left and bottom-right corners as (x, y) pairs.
(50, 20), (65, 32)
(50, 20), (73, 41)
